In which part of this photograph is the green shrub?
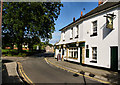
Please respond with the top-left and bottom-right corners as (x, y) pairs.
(18, 53), (27, 57)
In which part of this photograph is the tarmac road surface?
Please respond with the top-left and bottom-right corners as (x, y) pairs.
(20, 57), (105, 84)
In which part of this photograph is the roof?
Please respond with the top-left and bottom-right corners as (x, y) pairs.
(59, 2), (120, 31)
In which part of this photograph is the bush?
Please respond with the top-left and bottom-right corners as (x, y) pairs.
(18, 53), (27, 57)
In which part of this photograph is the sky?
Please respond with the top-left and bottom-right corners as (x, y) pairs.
(49, 2), (98, 45)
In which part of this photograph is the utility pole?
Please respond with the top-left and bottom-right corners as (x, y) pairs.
(0, 0), (2, 57)
(0, 1), (2, 84)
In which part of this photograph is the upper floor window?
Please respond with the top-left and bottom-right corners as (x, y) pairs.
(75, 25), (79, 38)
(63, 31), (65, 41)
(70, 28), (73, 40)
(90, 21), (97, 37)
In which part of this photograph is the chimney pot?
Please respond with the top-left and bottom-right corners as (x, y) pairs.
(73, 17), (75, 22)
(98, 0), (103, 5)
(81, 11), (83, 17)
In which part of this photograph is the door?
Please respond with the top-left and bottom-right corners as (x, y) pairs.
(80, 47), (82, 65)
(111, 46), (118, 71)
(82, 47), (85, 64)
(80, 47), (85, 65)
(62, 49), (64, 59)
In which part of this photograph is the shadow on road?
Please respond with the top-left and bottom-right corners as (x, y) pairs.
(73, 73), (86, 85)
(2, 59), (13, 63)
(34, 52), (55, 58)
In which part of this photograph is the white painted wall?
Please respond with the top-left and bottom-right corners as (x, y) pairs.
(57, 6), (119, 69)
(118, 6), (120, 70)
(83, 8), (118, 68)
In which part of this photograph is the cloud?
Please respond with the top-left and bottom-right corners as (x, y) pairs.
(52, 31), (61, 37)
(50, 31), (61, 45)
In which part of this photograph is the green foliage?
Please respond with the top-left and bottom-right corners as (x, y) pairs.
(2, 2), (63, 52)
(2, 49), (32, 57)
(18, 53), (27, 57)
(2, 49), (18, 56)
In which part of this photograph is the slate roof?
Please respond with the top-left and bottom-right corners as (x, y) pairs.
(59, 2), (120, 31)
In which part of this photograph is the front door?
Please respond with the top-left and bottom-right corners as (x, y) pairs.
(80, 47), (85, 64)
(111, 46), (118, 71)
(82, 47), (85, 64)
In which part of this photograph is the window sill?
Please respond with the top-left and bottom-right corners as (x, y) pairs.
(90, 60), (97, 63)
(75, 35), (78, 38)
(69, 57), (78, 60)
(90, 33), (97, 37)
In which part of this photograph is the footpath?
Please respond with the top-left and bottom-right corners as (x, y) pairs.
(46, 57), (120, 84)
(2, 59), (23, 84)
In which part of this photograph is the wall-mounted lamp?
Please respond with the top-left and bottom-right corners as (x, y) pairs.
(76, 41), (79, 47)
(86, 45), (89, 49)
(59, 45), (61, 49)
(63, 44), (66, 48)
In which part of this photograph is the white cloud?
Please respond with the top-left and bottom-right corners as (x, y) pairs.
(50, 31), (61, 45)
(52, 31), (61, 37)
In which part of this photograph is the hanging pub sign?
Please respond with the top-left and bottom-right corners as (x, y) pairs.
(104, 13), (116, 29)
(106, 15), (113, 29)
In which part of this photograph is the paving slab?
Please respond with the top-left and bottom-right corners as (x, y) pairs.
(2, 61), (23, 84)
(47, 57), (120, 84)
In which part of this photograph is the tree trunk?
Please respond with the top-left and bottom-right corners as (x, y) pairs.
(18, 43), (22, 53)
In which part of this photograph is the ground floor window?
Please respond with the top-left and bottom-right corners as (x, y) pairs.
(92, 47), (97, 60)
(86, 49), (89, 58)
(69, 48), (78, 59)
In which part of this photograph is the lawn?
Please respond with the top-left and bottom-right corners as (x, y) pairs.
(2, 49), (28, 57)
(2, 49), (39, 57)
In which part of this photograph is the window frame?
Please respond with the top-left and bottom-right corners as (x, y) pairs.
(69, 47), (78, 59)
(90, 20), (97, 37)
(63, 31), (65, 41)
(70, 28), (73, 40)
(90, 47), (97, 63)
(75, 25), (79, 38)
(86, 49), (89, 58)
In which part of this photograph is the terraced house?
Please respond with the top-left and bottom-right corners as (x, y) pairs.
(55, 0), (120, 71)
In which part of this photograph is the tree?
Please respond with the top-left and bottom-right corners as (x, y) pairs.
(2, 2), (63, 52)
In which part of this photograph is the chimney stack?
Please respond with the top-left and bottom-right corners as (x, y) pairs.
(80, 11), (83, 17)
(73, 17), (75, 22)
(98, 0), (103, 5)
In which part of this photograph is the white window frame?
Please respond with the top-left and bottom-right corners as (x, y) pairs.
(93, 21), (97, 33)
(63, 31), (65, 41)
(69, 47), (78, 58)
(91, 20), (97, 36)
(70, 28), (73, 39)
(75, 25), (79, 38)
(92, 47), (97, 61)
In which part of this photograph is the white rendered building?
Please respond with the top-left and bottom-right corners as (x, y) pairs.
(55, 1), (120, 71)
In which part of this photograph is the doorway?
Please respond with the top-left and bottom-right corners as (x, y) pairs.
(80, 47), (85, 65)
(110, 46), (118, 71)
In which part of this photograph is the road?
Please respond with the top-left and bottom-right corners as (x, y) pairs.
(19, 56), (104, 84)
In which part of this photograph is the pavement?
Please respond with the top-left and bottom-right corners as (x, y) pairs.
(46, 57), (120, 84)
(2, 58), (24, 84)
